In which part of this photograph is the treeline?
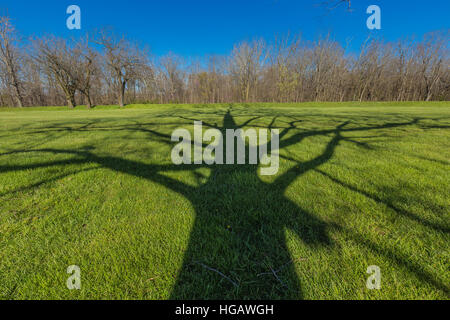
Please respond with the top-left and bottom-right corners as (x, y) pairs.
(0, 15), (449, 108)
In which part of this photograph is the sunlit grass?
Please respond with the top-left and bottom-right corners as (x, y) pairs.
(0, 102), (448, 299)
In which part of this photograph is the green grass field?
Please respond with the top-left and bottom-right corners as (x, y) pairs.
(0, 102), (449, 300)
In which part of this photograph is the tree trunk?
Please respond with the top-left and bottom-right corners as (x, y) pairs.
(66, 94), (76, 108)
(86, 93), (93, 109)
(80, 89), (93, 109)
(6, 64), (24, 107)
(118, 81), (126, 107)
(13, 89), (24, 107)
(11, 79), (24, 107)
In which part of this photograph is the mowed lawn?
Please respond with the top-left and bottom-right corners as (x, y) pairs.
(0, 102), (449, 300)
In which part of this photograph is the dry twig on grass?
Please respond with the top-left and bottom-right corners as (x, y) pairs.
(194, 261), (239, 288)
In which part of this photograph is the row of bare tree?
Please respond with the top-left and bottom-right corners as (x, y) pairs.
(0, 16), (448, 108)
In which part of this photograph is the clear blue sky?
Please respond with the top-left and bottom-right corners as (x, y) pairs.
(2, 0), (449, 56)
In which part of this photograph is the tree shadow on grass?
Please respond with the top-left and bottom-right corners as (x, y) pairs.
(0, 107), (448, 298)
(166, 109), (337, 299)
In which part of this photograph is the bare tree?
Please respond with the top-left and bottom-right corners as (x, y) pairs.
(229, 40), (266, 102)
(416, 32), (447, 101)
(34, 37), (81, 108)
(97, 31), (148, 107)
(21, 54), (45, 106)
(0, 16), (24, 107)
(0, 13), (448, 108)
(159, 53), (186, 103)
(73, 37), (99, 108)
